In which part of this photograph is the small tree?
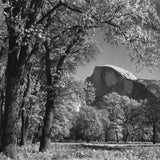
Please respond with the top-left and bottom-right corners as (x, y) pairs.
(120, 96), (141, 142)
(143, 98), (160, 144)
(99, 92), (124, 142)
(74, 106), (103, 143)
(51, 77), (85, 141)
(96, 92), (142, 142)
(98, 109), (110, 142)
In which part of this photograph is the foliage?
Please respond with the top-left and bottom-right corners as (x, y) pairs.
(98, 109), (110, 141)
(71, 105), (103, 142)
(141, 98), (160, 143)
(98, 92), (124, 141)
(100, 0), (160, 69)
(84, 81), (96, 106)
(143, 98), (160, 127)
(50, 77), (96, 141)
(95, 92), (143, 142)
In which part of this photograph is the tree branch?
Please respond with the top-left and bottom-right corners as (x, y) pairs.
(26, 43), (39, 63)
(38, 0), (84, 25)
(20, 63), (32, 110)
(53, 28), (82, 84)
(61, 3), (83, 14)
(37, 1), (62, 24)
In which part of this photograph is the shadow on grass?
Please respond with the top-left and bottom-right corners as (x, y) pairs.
(76, 143), (160, 151)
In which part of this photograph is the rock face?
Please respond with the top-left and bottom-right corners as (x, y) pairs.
(138, 79), (160, 98)
(86, 65), (158, 100)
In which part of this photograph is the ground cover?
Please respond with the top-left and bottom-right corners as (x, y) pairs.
(1, 143), (160, 160)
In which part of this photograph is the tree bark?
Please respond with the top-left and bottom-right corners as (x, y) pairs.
(124, 127), (129, 143)
(39, 42), (54, 152)
(0, 89), (4, 141)
(115, 131), (119, 143)
(20, 109), (29, 146)
(19, 64), (32, 146)
(124, 134), (128, 143)
(0, 28), (26, 158)
(1, 69), (22, 159)
(105, 130), (109, 142)
(39, 91), (54, 151)
(152, 125), (156, 144)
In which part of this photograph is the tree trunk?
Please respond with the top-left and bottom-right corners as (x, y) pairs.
(20, 109), (26, 146)
(20, 109), (29, 146)
(124, 134), (128, 143)
(141, 129), (144, 142)
(1, 70), (21, 159)
(19, 65), (32, 146)
(39, 42), (54, 152)
(105, 130), (109, 142)
(86, 137), (90, 143)
(0, 29), (26, 158)
(0, 99), (1, 141)
(115, 131), (119, 143)
(39, 39), (68, 151)
(124, 128), (129, 143)
(0, 0), (42, 157)
(39, 92), (54, 151)
(0, 89), (4, 141)
(152, 125), (156, 144)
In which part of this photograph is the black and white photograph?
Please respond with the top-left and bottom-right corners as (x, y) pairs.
(0, 0), (160, 159)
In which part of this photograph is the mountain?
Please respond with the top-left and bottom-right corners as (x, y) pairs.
(138, 79), (160, 98)
(86, 65), (159, 100)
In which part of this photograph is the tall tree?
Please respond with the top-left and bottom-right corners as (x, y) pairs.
(0, 0), (44, 157)
(39, 35), (99, 151)
(102, 92), (124, 142)
(120, 96), (141, 142)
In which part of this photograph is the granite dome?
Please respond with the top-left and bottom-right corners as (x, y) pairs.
(103, 65), (137, 80)
(86, 65), (154, 100)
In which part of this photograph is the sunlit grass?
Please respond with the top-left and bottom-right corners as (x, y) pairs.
(1, 143), (160, 160)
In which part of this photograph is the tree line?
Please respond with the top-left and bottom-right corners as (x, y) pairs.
(69, 92), (160, 144)
(0, 0), (160, 159)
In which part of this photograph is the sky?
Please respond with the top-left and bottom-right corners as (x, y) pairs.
(74, 31), (160, 81)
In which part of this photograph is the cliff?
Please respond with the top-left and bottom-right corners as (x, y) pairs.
(86, 65), (159, 100)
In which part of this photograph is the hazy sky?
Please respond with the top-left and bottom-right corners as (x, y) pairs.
(74, 31), (160, 81)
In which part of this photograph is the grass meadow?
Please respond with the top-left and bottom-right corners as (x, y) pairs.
(1, 143), (160, 160)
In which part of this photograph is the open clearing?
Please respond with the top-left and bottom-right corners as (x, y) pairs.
(1, 142), (160, 160)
